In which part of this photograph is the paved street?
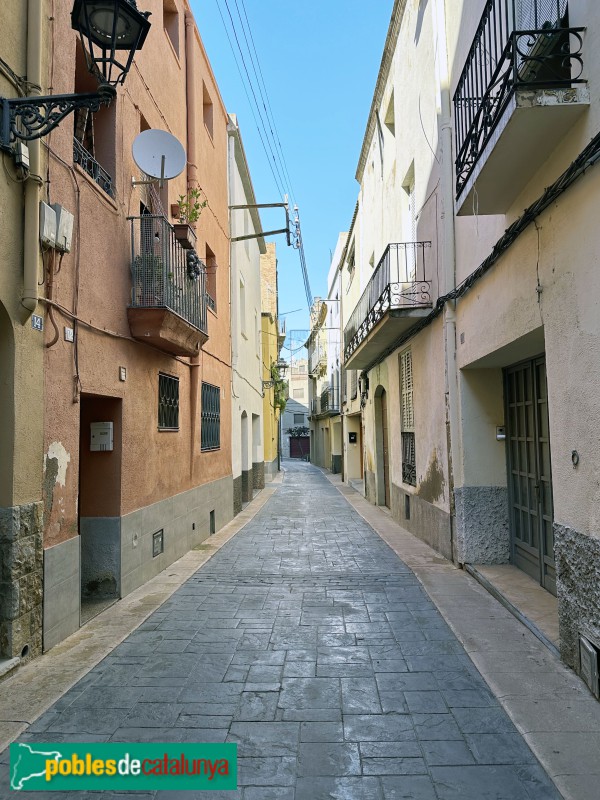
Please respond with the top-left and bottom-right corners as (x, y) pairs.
(1, 463), (563, 799)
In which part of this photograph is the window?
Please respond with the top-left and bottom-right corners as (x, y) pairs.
(384, 91), (395, 136)
(298, 364), (307, 374)
(346, 242), (355, 290)
(400, 350), (416, 486)
(73, 42), (115, 196)
(201, 382), (221, 451)
(293, 388), (304, 400)
(239, 276), (246, 336)
(163, 0), (179, 57)
(203, 83), (214, 139)
(205, 243), (217, 311)
(293, 413), (304, 424)
(350, 370), (358, 400)
(158, 373), (179, 430)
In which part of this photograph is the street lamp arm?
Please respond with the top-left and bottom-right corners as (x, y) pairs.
(0, 85), (116, 152)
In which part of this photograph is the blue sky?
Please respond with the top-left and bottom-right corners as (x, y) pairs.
(190, 0), (394, 336)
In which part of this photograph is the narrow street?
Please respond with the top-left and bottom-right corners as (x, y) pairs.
(0, 463), (567, 799)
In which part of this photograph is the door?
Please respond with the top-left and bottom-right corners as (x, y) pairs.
(505, 357), (555, 595)
(290, 436), (310, 459)
(381, 390), (390, 508)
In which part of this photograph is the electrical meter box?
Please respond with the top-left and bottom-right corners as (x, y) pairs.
(90, 422), (114, 452)
(51, 204), (74, 253)
(39, 202), (57, 248)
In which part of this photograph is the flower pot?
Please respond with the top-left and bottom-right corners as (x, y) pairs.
(173, 223), (197, 250)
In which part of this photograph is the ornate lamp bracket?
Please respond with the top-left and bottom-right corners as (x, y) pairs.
(0, 85), (116, 153)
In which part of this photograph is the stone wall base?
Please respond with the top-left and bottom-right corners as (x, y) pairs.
(555, 523), (600, 674)
(253, 461), (265, 491)
(0, 502), (43, 661)
(455, 486), (510, 565)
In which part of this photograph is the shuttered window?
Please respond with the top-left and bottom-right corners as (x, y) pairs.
(158, 373), (179, 430)
(400, 350), (416, 486)
(201, 382), (220, 451)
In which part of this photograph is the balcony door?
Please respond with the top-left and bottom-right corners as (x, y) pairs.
(505, 357), (556, 595)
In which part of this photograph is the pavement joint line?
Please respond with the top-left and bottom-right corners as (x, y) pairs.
(0, 477), (282, 753)
(320, 467), (600, 800)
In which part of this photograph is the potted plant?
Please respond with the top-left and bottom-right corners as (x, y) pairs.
(173, 187), (207, 249)
(133, 253), (164, 305)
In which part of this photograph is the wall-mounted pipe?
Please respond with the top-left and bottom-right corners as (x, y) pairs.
(22, 0), (43, 315)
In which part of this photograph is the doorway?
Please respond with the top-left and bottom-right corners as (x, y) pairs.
(505, 357), (555, 595)
(79, 395), (122, 623)
(375, 387), (391, 508)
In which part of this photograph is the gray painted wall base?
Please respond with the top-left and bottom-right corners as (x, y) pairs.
(264, 456), (279, 480)
(331, 454), (342, 474)
(80, 517), (120, 598)
(43, 536), (80, 652)
(555, 523), (600, 672)
(120, 475), (233, 598)
(455, 486), (510, 565)
(390, 484), (453, 561)
(0, 502), (44, 660)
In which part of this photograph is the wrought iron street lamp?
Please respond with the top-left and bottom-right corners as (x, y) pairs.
(0, 0), (151, 154)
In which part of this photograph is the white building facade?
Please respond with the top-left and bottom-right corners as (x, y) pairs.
(228, 116), (265, 513)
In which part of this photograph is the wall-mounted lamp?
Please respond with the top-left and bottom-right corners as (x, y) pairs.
(0, 0), (151, 154)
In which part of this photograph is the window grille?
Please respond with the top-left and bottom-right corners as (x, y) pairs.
(158, 373), (179, 430)
(350, 370), (358, 400)
(201, 382), (221, 451)
(400, 350), (416, 485)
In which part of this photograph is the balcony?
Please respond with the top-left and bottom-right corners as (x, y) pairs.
(454, 0), (587, 215)
(127, 215), (208, 357)
(73, 138), (114, 198)
(343, 243), (432, 370)
(320, 384), (340, 416)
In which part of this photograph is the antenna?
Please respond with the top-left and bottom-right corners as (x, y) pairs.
(132, 129), (186, 187)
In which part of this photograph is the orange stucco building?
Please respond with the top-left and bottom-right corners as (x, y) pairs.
(41, 0), (234, 648)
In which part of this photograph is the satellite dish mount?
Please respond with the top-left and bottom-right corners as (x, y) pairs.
(131, 129), (186, 189)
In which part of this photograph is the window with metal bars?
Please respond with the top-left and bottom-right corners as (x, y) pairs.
(201, 382), (221, 451)
(400, 349), (416, 486)
(158, 373), (179, 430)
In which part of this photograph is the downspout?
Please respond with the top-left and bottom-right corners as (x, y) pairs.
(185, 10), (200, 475)
(22, 0), (43, 314)
(433, 0), (462, 563)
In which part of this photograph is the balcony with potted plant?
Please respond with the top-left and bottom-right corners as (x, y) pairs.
(127, 214), (209, 356)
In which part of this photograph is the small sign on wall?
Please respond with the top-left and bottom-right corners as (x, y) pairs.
(348, 432), (357, 444)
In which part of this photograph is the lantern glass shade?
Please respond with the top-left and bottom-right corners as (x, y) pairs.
(71, 0), (151, 85)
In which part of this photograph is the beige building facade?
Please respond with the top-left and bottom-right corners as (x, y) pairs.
(0, 0), (48, 666)
(339, 0), (600, 689)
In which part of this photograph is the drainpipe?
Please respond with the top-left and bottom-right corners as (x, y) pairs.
(434, 0), (462, 563)
(185, 11), (200, 474)
(22, 0), (43, 315)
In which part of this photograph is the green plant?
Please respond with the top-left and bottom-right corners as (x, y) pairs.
(271, 363), (287, 412)
(176, 187), (207, 225)
(287, 426), (309, 437)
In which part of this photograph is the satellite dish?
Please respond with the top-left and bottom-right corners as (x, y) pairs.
(132, 129), (186, 182)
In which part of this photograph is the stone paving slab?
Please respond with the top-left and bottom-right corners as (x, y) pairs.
(0, 463), (566, 798)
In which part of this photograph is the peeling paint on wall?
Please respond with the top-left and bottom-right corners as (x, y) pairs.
(46, 442), (70, 487)
(418, 449), (446, 503)
(43, 442), (71, 518)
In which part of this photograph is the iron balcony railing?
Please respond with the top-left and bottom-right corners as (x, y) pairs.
(343, 242), (432, 362)
(454, 0), (585, 198)
(320, 384), (340, 415)
(205, 292), (216, 313)
(128, 215), (208, 335)
(73, 137), (114, 197)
